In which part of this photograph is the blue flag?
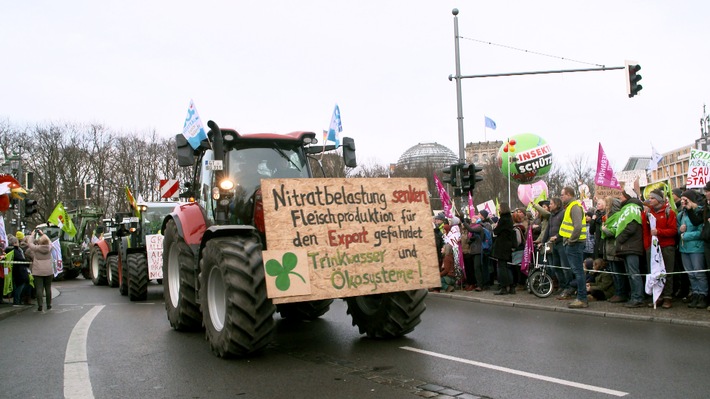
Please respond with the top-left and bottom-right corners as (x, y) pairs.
(327, 104), (342, 147)
(484, 116), (497, 130)
(182, 100), (208, 150)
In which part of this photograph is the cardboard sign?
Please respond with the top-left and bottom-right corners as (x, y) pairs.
(147, 234), (164, 279)
(686, 148), (710, 188)
(594, 184), (623, 201)
(261, 178), (439, 304)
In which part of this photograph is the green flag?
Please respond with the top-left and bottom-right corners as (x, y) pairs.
(48, 201), (77, 237)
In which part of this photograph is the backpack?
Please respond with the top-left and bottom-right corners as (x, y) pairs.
(481, 226), (493, 254)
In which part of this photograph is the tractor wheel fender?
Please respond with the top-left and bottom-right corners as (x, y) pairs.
(94, 240), (110, 260)
(167, 203), (208, 247)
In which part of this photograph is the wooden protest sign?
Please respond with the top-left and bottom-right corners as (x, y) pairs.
(261, 178), (439, 304)
(594, 184), (623, 201)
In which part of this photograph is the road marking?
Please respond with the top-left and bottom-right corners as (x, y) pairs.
(64, 305), (104, 399)
(400, 346), (628, 397)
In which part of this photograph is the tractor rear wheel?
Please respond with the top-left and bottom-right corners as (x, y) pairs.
(201, 235), (275, 358)
(127, 253), (148, 301)
(90, 246), (107, 286)
(277, 300), (333, 320)
(345, 289), (427, 338)
(118, 254), (128, 295)
(163, 220), (202, 331)
(106, 255), (119, 288)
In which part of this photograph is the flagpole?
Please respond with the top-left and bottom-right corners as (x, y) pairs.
(507, 137), (511, 206)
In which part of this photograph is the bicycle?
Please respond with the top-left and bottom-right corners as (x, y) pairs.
(527, 242), (554, 298)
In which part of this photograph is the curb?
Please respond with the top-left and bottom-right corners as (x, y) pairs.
(434, 292), (710, 329)
(0, 287), (61, 322)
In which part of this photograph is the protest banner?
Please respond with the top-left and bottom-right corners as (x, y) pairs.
(261, 178), (439, 304)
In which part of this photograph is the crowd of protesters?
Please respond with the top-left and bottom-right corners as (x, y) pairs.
(1, 229), (54, 312)
(433, 181), (710, 311)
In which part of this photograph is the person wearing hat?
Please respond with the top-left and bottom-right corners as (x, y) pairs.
(678, 188), (709, 309)
(614, 184), (646, 308)
(15, 231), (25, 240)
(643, 188), (677, 309)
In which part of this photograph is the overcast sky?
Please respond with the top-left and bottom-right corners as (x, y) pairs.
(2, 1), (708, 174)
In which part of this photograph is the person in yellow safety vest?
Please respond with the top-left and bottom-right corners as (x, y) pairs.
(559, 186), (588, 309)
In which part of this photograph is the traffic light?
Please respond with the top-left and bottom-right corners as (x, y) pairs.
(24, 199), (38, 217)
(441, 163), (460, 187)
(460, 163), (484, 193)
(626, 63), (642, 98)
(25, 172), (34, 190)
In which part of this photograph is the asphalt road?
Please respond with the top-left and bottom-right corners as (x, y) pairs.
(1, 279), (710, 399)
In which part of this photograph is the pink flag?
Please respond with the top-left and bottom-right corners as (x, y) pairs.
(595, 143), (621, 189)
(434, 173), (453, 218)
(520, 226), (534, 276)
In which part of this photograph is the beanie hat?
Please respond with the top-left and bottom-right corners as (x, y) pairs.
(15, 231), (25, 240)
(479, 209), (489, 219)
(672, 188), (683, 198)
(704, 182), (710, 192)
(647, 189), (664, 203)
(434, 212), (446, 221)
(450, 216), (461, 226)
(682, 190), (700, 204)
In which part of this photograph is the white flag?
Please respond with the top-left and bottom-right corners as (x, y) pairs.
(647, 145), (663, 171)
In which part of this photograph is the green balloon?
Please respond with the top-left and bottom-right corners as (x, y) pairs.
(497, 133), (553, 184)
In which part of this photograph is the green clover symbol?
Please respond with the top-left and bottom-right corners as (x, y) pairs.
(265, 252), (306, 291)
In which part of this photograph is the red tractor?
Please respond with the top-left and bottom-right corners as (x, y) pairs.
(162, 121), (427, 357)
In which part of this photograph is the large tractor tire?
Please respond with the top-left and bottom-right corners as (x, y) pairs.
(201, 235), (275, 358)
(277, 300), (334, 321)
(345, 289), (427, 338)
(106, 255), (119, 288)
(118, 254), (128, 296)
(89, 246), (108, 286)
(163, 220), (202, 331)
(64, 268), (81, 280)
(81, 252), (92, 280)
(127, 252), (149, 301)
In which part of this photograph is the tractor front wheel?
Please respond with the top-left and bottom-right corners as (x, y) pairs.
(163, 220), (202, 331)
(201, 235), (275, 358)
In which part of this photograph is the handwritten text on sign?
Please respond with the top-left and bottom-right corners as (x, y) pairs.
(147, 234), (164, 279)
(261, 178), (439, 304)
(686, 148), (710, 188)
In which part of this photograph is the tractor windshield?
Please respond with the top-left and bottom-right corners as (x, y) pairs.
(142, 203), (179, 235)
(227, 147), (308, 192)
(225, 146), (309, 225)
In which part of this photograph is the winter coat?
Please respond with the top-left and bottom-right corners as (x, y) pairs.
(547, 207), (564, 243)
(643, 203), (677, 250)
(10, 246), (29, 285)
(588, 270), (615, 299)
(615, 198), (645, 257)
(461, 221), (483, 254)
(26, 237), (54, 277)
(601, 198), (623, 261)
(678, 206), (704, 254)
(532, 203), (550, 244)
(491, 212), (514, 262)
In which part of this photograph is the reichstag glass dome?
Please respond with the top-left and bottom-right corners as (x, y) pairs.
(397, 142), (458, 170)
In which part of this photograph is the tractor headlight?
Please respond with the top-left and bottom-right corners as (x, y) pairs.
(219, 179), (235, 190)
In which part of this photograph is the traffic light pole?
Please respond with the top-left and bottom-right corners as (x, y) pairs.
(449, 8), (638, 211)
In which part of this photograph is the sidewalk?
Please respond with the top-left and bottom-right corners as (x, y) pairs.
(0, 287), (61, 321)
(432, 286), (710, 328)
